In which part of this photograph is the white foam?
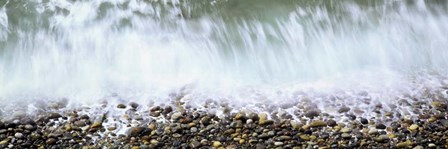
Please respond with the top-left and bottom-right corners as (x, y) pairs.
(0, 0), (447, 115)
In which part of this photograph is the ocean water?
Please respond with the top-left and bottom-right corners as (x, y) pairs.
(0, 0), (448, 117)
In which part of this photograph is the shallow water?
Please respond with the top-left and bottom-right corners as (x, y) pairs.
(0, 0), (448, 116)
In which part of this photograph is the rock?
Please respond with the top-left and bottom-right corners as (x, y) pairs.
(150, 139), (159, 144)
(278, 136), (291, 140)
(432, 101), (446, 109)
(213, 141), (222, 147)
(374, 135), (389, 143)
(200, 116), (211, 125)
(428, 117), (437, 123)
(258, 133), (269, 139)
(46, 138), (57, 145)
(408, 124), (419, 131)
(375, 124), (386, 129)
(413, 146), (424, 149)
(190, 127), (198, 133)
(79, 114), (90, 119)
(326, 119), (337, 127)
(299, 135), (310, 141)
(91, 121), (102, 128)
(230, 120), (243, 128)
(338, 106), (350, 113)
(396, 140), (412, 148)
(274, 142), (284, 146)
(385, 112), (393, 117)
(258, 113), (273, 125)
(255, 144), (264, 149)
(190, 141), (201, 148)
(117, 104), (126, 109)
(428, 143), (436, 148)
(74, 120), (87, 127)
(226, 144), (237, 149)
(139, 145), (150, 149)
(129, 102), (139, 109)
(14, 133), (23, 138)
(309, 120), (327, 128)
(341, 133), (351, 139)
(360, 118), (368, 124)
(340, 127), (351, 133)
(239, 139), (245, 144)
(24, 124), (35, 130)
(0, 139), (9, 145)
(151, 111), (161, 117)
(171, 112), (183, 121)
(127, 127), (150, 137)
(368, 128), (378, 135)
(107, 127), (117, 131)
(47, 113), (62, 119)
(163, 106), (173, 115)
(235, 112), (245, 120)
(172, 133), (182, 138)
(223, 129), (235, 135)
(304, 110), (320, 119)
(290, 120), (302, 129)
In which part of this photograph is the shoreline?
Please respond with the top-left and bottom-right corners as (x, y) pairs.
(0, 99), (447, 149)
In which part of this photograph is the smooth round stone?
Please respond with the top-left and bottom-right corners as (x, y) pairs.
(190, 127), (198, 133)
(340, 128), (351, 133)
(360, 118), (368, 124)
(212, 141), (222, 147)
(375, 124), (387, 129)
(24, 125), (34, 130)
(341, 133), (351, 139)
(274, 142), (284, 146)
(14, 133), (23, 138)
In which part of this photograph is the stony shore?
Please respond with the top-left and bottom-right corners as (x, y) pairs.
(0, 98), (447, 149)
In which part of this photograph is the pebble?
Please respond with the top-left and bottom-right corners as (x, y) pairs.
(129, 102), (139, 109)
(14, 133), (23, 138)
(375, 124), (386, 129)
(190, 141), (201, 148)
(340, 127), (351, 133)
(24, 125), (34, 130)
(396, 140), (412, 148)
(274, 142), (284, 146)
(117, 104), (126, 109)
(375, 135), (389, 143)
(326, 119), (337, 127)
(46, 138), (57, 144)
(190, 127), (198, 133)
(139, 145), (149, 149)
(309, 120), (327, 127)
(341, 133), (351, 139)
(299, 135), (310, 141)
(235, 112), (245, 120)
(338, 106), (350, 113)
(213, 141), (222, 147)
(171, 112), (183, 121)
(258, 113), (273, 125)
(290, 120), (301, 129)
(413, 146), (424, 149)
(360, 118), (368, 124)
(304, 110), (320, 118)
(408, 124), (419, 131)
(47, 113), (62, 119)
(91, 121), (102, 128)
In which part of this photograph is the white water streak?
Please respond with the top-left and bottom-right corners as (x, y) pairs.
(0, 0), (447, 109)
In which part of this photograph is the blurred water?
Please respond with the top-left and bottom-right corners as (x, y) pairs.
(0, 0), (447, 109)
